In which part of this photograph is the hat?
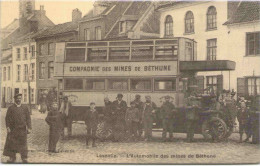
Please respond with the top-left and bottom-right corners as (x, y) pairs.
(135, 94), (141, 98)
(145, 95), (151, 99)
(117, 94), (123, 98)
(14, 93), (22, 99)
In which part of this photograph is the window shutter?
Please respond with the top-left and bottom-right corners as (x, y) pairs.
(217, 75), (223, 96)
(237, 77), (246, 97)
(196, 76), (204, 94)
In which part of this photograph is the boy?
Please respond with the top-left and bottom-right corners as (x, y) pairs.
(85, 102), (99, 147)
(237, 98), (249, 142)
(125, 101), (139, 141)
(45, 102), (63, 153)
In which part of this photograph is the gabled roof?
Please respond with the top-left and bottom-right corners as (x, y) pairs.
(105, 1), (154, 39)
(224, 1), (260, 25)
(32, 21), (78, 39)
(1, 19), (19, 31)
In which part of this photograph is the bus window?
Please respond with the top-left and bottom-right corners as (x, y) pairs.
(131, 46), (153, 60)
(64, 78), (83, 90)
(85, 79), (105, 91)
(130, 79), (151, 91)
(87, 48), (107, 61)
(108, 79), (128, 91)
(66, 48), (85, 62)
(154, 78), (176, 91)
(109, 47), (130, 61)
(155, 45), (178, 59)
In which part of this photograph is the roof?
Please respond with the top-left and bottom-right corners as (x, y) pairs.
(106, 1), (153, 39)
(156, 1), (193, 11)
(1, 19), (19, 31)
(224, 1), (260, 25)
(32, 21), (78, 39)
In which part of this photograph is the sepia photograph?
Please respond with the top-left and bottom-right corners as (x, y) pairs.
(0, 0), (260, 164)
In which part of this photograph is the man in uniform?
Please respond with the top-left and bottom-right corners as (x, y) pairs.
(59, 96), (72, 139)
(45, 102), (63, 152)
(185, 91), (200, 142)
(142, 96), (157, 141)
(161, 95), (176, 142)
(112, 94), (127, 141)
(133, 94), (143, 139)
(3, 93), (32, 163)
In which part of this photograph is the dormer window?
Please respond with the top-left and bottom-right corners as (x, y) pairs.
(119, 21), (127, 33)
(118, 15), (138, 34)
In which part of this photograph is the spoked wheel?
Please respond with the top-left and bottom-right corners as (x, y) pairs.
(202, 117), (227, 141)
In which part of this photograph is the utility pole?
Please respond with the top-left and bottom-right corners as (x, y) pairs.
(28, 36), (32, 115)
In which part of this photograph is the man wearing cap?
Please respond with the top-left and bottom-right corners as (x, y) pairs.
(59, 96), (72, 139)
(160, 96), (176, 142)
(133, 94), (144, 138)
(3, 93), (32, 163)
(112, 94), (127, 141)
(142, 95), (157, 141)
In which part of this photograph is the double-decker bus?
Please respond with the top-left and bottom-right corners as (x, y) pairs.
(54, 38), (235, 130)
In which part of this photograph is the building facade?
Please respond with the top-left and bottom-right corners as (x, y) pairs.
(157, 1), (260, 97)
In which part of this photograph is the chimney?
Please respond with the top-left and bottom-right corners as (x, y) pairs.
(39, 5), (46, 15)
(72, 8), (82, 22)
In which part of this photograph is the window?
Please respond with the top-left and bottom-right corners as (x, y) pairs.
(7, 66), (10, 80)
(108, 79), (128, 90)
(154, 78), (176, 91)
(24, 47), (27, 60)
(48, 42), (55, 55)
(85, 79), (105, 90)
(48, 62), (54, 79)
(3, 67), (6, 81)
(39, 62), (45, 79)
(207, 38), (217, 60)
(185, 42), (193, 61)
(155, 45), (178, 59)
(165, 15), (173, 37)
(246, 32), (260, 56)
(119, 21), (126, 33)
(131, 79), (151, 91)
(31, 45), (35, 58)
(23, 89), (27, 103)
(247, 77), (260, 96)
(206, 76), (217, 94)
(65, 78), (83, 90)
(24, 64), (29, 81)
(17, 65), (21, 81)
(207, 6), (217, 30)
(84, 28), (90, 41)
(66, 48), (86, 62)
(30, 63), (35, 81)
(39, 44), (44, 56)
(185, 11), (194, 33)
(31, 88), (34, 103)
(17, 48), (21, 60)
(95, 26), (102, 40)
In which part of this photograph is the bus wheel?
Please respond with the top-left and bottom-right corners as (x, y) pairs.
(202, 117), (227, 141)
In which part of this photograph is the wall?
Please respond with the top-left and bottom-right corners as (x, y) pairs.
(12, 42), (37, 104)
(78, 19), (106, 41)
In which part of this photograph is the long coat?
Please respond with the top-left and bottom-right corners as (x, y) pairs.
(112, 100), (127, 120)
(3, 104), (32, 157)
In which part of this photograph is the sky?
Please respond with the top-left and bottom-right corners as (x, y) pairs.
(0, 0), (94, 28)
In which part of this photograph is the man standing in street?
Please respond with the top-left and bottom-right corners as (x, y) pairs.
(59, 96), (72, 139)
(133, 94), (143, 139)
(185, 91), (200, 143)
(161, 95), (176, 142)
(3, 93), (32, 163)
(112, 94), (128, 141)
(142, 95), (157, 141)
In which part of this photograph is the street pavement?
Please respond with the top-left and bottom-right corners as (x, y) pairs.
(1, 108), (260, 164)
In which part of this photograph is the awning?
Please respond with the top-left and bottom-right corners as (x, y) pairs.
(180, 60), (236, 72)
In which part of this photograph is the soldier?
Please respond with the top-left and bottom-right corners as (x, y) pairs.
(85, 102), (99, 147)
(185, 91), (200, 143)
(45, 102), (63, 152)
(133, 94), (144, 139)
(112, 94), (127, 141)
(142, 95), (157, 141)
(3, 94), (32, 163)
(59, 96), (72, 139)
(161, 95), (176, 142)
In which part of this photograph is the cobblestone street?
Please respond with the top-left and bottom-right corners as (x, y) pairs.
(1, 108), (260, 164)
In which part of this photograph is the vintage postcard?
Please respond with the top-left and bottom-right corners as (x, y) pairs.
(0, 0), (260, 164)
